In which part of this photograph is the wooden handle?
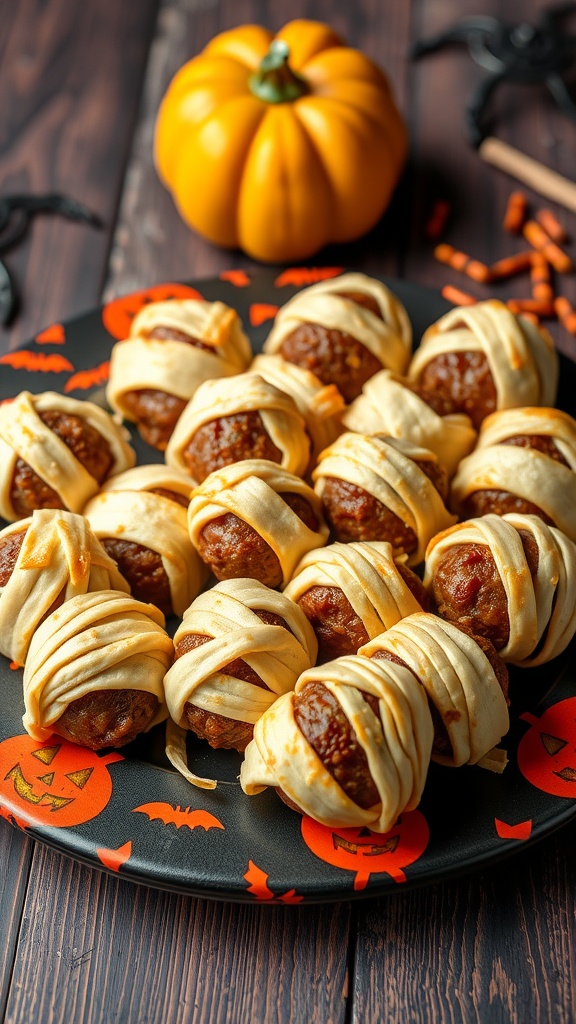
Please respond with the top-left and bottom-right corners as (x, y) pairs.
(479, 136), (576, 213)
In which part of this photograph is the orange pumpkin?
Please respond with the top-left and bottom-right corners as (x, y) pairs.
(518, 699), (576, 798)
(154, 20), (407, 263)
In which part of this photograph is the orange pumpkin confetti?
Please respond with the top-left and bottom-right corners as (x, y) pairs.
(219, 269), (251, 287)
(433, 244), (492, 283)
(494, 818), (532, 841)
(530, 253), (554, 304)
(554, 296), (576, 334)
(441, 285), (477, 306)
(489, 251), (534, 280)
(523, 220), (573, 274)
(535, 208), (568, 244)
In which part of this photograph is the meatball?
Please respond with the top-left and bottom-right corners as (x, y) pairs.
(501, 434), (569, 465)
(279, 292), (384, 403)
(417, 350), (497, 430)
(460, 489), (553, 524)
(371, 626), (509, 759)
(11, 410), (113, 517)
(100, 538), (172, 615)
(52, 689), (160, 750)
(429, 531), (539, 651)
(293, 680), (379, 807)
(196, 493), (319, 589)
(176, 608), (290, 751)
(120, 324), (212, 450)
(182, 411), (282, 482)
(297, 564), (428, 663)
(0, 529), (26, 586)
(149, 488), (189, 508)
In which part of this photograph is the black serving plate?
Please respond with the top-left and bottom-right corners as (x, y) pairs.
(1, 267), (575, 904)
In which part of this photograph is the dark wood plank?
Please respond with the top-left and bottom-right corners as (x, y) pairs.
(0, 0), (160, 354)
(0, 821), (32, 1021)
(5, 843), (350, 1024)
(352, 819), (576, 1024)
(403, 0), (576, 359)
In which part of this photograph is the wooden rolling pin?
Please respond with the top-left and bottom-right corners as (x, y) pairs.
(479, 137), (576, 213)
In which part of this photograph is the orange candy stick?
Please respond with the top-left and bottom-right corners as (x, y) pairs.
(523, 220), (573, 274)
(555, 296), (576, 334)
(441, 285), (477, 306)
(507, 298), (555, 317)
(503, 192), (527, 234)
(489, 251), (534, 279)
(530, 253), (554, 303)
(434, 244), (492, 283)
(536, 208), (568, 244)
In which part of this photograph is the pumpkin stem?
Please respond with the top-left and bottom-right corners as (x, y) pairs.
(248, 40), (308, 104)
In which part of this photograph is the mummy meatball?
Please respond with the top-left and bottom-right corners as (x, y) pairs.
(424, 513), (576, 667)
(84, 480), (206, 617)
(263, 273), (412, 403)
(187, 459), (328, 588)
(359, 613), (510, 768)
(312, 433), (456, 565)
(23, 591), (173, 750)
(0, 391), (135, 522)
(249, 353), (345, 466)
(450, 407), (576, 539)
(0, 509), (129, 666)
(408, 300), (558, 429)
(284, 541), (428, 662)
(342, 369), (476, 477)
(165, 372), (310, 481)
(106, 298), (252, 449)
(164, 579), (317, 756)
(240, 655), (434, 832)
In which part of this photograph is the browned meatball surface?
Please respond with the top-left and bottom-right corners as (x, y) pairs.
(0, 529), (27, 585)
(53, 689), (159, 750)
(404, 381), (459, 418)
(297, 564), (428, 663)
(417, 350), (497, 430)
(176, 608), (290, 751)
(196, 492), (319, 588)
(501, 433), (569, 465)
(321, 478), (418, 553)
(279, 291), (385, 404)
(101, 538), (172, 615)
(10, 410), (113, 517)
(459, 489), (553, 525)
(183, 411), (282, 482)
(293, 681), (379, 807)
(121, 389), (187, 451)
(430, 531), (539, 651)
(297, 586), (370, 662)
(121, 325), (216, 450)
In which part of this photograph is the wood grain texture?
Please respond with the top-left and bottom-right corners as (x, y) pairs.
(352, 819), (576, 1024)
(0, 821), (32, 1021)
(0, 0), (160, 352)
(4, 843), (350, 1024)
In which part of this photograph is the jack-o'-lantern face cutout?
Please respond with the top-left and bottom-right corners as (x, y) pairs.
(518, 699), (576, 798)
(0, 734), (122, 828)
(102, 283), (203, 340)
(301, 810), (429, 890)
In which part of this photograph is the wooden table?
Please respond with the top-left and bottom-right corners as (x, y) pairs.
(1, 2), (576, 1021)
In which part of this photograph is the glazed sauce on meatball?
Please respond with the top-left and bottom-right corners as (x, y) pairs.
(430, 531), (540, 651)
(417, 350), (497, 430)
(10, 410), (113, 517)
(0, 530), (26, 585)
(100, 538), (172, 615)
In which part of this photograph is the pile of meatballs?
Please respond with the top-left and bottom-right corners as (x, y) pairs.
(1, 271), (575, 834)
